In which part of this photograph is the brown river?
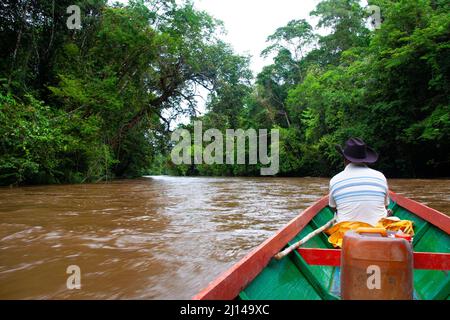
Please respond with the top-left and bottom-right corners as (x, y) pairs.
(0, 176), (449, 299)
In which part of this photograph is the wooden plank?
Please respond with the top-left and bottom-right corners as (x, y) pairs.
(297, 248), (450, 270)
(192, 195), (329, 300)
(296, 248), (341, 267)
(414, 252), (450, 270)
(389, 191), (450, 234)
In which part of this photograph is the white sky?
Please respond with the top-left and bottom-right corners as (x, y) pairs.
(194, 0), (321, 75)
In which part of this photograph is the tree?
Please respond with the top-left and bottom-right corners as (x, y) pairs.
(310, 0), (370, 65)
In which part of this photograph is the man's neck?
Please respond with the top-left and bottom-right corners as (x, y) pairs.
(345, 162), (367, 169)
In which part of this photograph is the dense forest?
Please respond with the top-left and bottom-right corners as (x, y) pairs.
(1, 0), (449, 186)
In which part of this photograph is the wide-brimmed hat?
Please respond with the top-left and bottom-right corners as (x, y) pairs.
(335, 137), (378, 164)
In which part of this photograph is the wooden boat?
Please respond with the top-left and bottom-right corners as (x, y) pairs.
(193, 191), (450, 300)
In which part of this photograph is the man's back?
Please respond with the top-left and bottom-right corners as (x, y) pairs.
(329, 163), (389, 226)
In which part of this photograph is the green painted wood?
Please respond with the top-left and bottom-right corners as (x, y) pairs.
(238, 200), (450, 300)
(412, 225), (450, 300)
(238, 290), (250, 300)
(290, 249), (339, 300)
(290, 210), (337, 296)
(309, 208), (335, 249)
(240, 254), (322, 300)
(413, 223), (431, 246)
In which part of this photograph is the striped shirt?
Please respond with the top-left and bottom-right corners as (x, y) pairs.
(329, 163), (390, 226)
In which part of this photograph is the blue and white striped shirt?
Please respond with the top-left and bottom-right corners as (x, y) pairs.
(329, 163), (390, 226)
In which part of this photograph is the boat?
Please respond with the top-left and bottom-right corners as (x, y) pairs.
(193, 191), (450, 300)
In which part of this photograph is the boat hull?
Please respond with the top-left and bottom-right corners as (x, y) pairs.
(193, 191), (450, 300)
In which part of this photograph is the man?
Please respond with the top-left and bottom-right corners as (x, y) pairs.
(329, 137), (390, 226)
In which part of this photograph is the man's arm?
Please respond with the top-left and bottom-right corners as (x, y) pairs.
(329, 182), (336, 210)
(384, 176), (392, 216)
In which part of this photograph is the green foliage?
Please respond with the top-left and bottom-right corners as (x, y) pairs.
(0, 90), (121, 185)
(0, 93), (60, 184)
(167, 0), (449, 178)
(1, 0), (449, 184)
(0, 0), (254, 185)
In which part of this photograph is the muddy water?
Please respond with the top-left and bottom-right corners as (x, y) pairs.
(0, 177), (448, 299)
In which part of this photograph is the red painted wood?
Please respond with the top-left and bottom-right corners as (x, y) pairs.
(389, 191), (450, 234)
(192, 195), (330, 300)
(413, 252), (450, 270)
(296, 248), (341, 267)
(297, 248), (450, 270)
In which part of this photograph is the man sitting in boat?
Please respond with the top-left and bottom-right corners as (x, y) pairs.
(328, 137), (389, 226)
(326, 137), (414, 247)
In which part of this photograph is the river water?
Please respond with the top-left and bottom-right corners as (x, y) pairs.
(0, 176), (449, 299)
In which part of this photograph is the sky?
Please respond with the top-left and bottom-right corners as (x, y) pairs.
(193, 0), (321, 75)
